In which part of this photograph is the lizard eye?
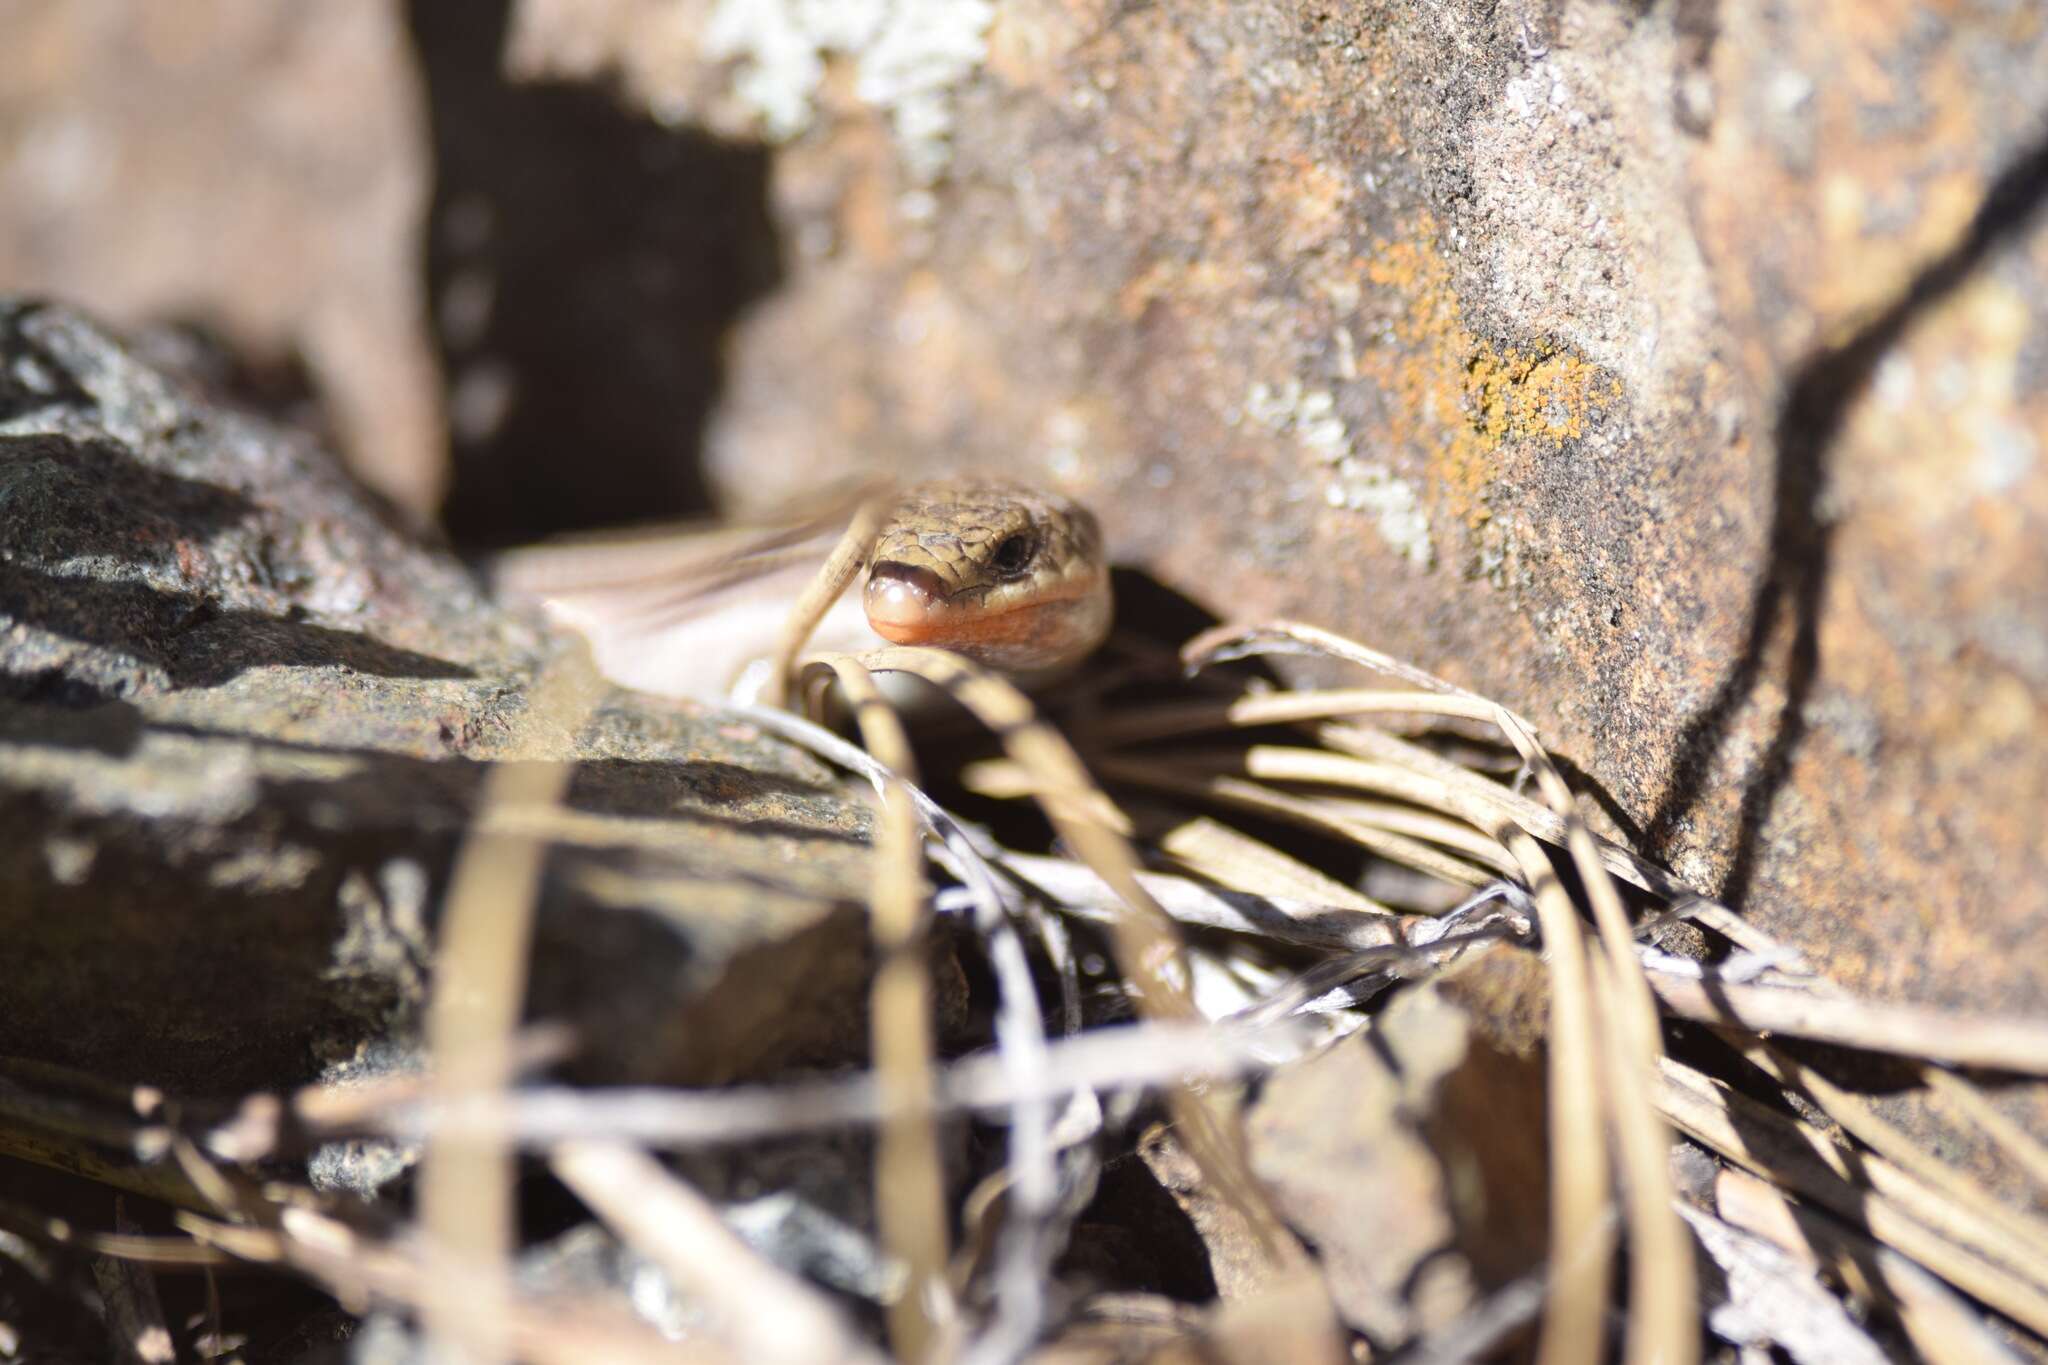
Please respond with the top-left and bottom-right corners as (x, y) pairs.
(991, 531), (1035, 576)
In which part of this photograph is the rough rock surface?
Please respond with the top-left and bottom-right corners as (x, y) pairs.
(509, 3), (2048, 1017)
(4, 0), (2042, 1220)
(1247, 966), (1548, 1343)
(498, 0), (2048, 1206)
(0, 300), (877, 1099)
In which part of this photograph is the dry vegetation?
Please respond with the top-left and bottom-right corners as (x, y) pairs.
(8, 609), (2046, 1364)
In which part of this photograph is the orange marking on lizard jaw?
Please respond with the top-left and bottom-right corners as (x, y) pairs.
(857, 481), (1114, 673)
(864, 567), (1061, 650)
(864, 561), (1103, 666)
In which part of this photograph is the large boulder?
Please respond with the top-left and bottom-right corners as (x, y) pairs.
(510, 0), (2048, 1028)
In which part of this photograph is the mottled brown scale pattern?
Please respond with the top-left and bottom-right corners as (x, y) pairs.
(860, 479), (1113, 673)
(868, 480), (1102, 602)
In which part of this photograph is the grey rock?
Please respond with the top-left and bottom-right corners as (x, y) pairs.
(0, 301), (877, 1101)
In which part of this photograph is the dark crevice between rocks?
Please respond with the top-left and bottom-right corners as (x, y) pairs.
(406, 0), (784, 549)
(0, 672), (133, 717)
(1647, 124), (2048, 909)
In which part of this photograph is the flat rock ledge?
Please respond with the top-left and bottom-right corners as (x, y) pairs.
(0, 299), (878, 1101)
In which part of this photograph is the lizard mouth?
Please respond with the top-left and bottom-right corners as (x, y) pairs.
(863, 559), (1105, 667)
(863, 561), (955, 638)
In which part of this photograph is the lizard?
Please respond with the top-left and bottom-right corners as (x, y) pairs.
(492, 478), (1114, 706)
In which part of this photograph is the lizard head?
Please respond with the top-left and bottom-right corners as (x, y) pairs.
(862, 479), (1113, 672)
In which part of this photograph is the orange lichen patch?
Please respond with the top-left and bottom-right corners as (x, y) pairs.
(1357, 222), (1621, 531)
(1465, 347), (1618, 445)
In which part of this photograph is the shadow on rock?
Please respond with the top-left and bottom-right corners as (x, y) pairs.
(1649, 126), (2048, 907)
(0, 432), (475, 690)
(0, 433), (260, 554)
(0, 564), (474, 690)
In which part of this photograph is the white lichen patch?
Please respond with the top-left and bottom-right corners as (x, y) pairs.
(1041, 405), (1089, 483)
(3, 730), (264, 824)
(328, 864), (431, 1000)
(1325, 458), (1435, 569)
(1240, 379), (1353, 463)
(1238, 378), (1435, 569)
(703, 0), (994, 183)
(1972, 416), (2037, 493)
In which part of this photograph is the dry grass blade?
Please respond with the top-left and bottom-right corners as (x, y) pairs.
(993, 848), (1402, 951)
(845, 646), (1302, 1268)
(1092, 756), (1500, 890)
(0, 1061), (215, 1213)
(809, 655), (952, 1358)
(1229, 919), (1528, 1028)
(1307, 793), (1528, 871)
(1738, 1041), (2048, 1267)
(184, 1207), (718, 1364)
(418, 655), (598, 1365)
(1315, 721), (1725, 914)
(1215, 744), (1531, 878)
(1083, 686), (1506, 746)
(258, 1026), (576, 1144)
(1157, 814), (1391, 912)
(1716, 1167), (2027, 1365)
(1496, 820), (1614, 1365)
(0, 1196), (234, 1266)
(1587, 958), (1698, 1365)
(1181, 621), (1531, 722)
(1646, 975), (2048, 1074)
(1926, 1072), (2048, 1196)
(1656, 1058), (2048, 1336)
(1495, 710), (1696, 1365)
(372, 1020), (1307, 1147)
(958, 755), (1133, 831)
(764, 490), (895, 707)
(92, 1201), (175, 1365)
(552, 1141), (886, 1365)
(1709, 1079), (2048, 1306)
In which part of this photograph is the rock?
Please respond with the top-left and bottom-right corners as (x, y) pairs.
(9, 0), (2041, 1224)
(0, 300), (879, 1099)
(508, 0), (2048, 1200)
(0, 1), (442, 519)
(1244, 969), (1547, 1346)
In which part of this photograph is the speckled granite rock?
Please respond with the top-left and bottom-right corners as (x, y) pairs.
(509, 0), (2048, 1018)
(0, 300), (876, 1098)
(508, 0), (2048, 1204)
